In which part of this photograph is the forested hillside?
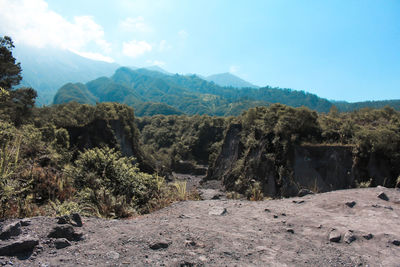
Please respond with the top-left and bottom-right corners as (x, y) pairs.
(53, 67), (334, 115)
(333, 99), (400, 112)
(54, 67), (400, 116)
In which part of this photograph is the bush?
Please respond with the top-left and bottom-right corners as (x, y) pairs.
(67, 146), (158, 217)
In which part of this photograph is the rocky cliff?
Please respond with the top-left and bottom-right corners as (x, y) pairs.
(66, 118), (154, 174)
(206, 123), (399, 197)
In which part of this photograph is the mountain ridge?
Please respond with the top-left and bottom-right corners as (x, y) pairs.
(52, 67), (332, 116)
(206, 72), (259, 88)
(14, 45), (119, 105)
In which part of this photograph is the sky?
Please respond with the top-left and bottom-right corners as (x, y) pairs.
(0, 0), (399, 102)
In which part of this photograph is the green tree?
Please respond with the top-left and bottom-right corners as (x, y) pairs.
(0, 36), (22, 90)
(0, 36), (37, 126)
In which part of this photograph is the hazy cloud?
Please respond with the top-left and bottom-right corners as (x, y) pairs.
(0, 0), (113, 61)
(178, 30), (188, 39)
(229, 65), (239, 74)
(158, 40), (172, 51)
(119, 16), (152, 32)
(70, 49), (115, 63)
(122, 40), (152, 58)
(146, 60), (166, 67)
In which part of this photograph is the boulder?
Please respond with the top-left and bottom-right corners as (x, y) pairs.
(54, 238), (71, 249)
(344, 230), (356, 244)
(377, 192), (389, 201)
(329, 229), (341, 243)
(0, 237), (39, 256)
(363, 233), (373, 240)
(57, 213), (83, 227)
(57, 216), (69, 225)
(392, 240), (400, 246)
(48, 225), (83, 241)
(0, 222), (22, 240)
(71, 213), (83, 227)
(345, 201), (356, 208)
(199, 189), (224, 200)
(208, 207), (227, 216)
(149, 241), (170, 250)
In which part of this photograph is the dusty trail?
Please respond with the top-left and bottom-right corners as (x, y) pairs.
(0, 186), (399, 266)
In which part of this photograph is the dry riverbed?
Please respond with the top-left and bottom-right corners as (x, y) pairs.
(1, 186), (399, 266)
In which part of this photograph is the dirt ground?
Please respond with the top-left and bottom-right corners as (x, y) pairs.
(1, 186), (400, 266)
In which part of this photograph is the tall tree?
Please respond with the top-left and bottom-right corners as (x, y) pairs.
(0, 36), (22, 90)
(0, 36), (36, 126)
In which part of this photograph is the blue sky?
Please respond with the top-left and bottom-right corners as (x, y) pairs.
(0, 0), (399, 102)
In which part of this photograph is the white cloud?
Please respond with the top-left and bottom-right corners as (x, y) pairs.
(122, 40), (152, 58)
(158, 40), (171, 51)
(70, 49), (115, 63)
(118, 0), (171, 13)
(0, 0), (113, 62)
(119, 16), (151, 32)
(229, 65), (239, 74)
(178, 30), (188, 39)
(146, 60), (166, 67)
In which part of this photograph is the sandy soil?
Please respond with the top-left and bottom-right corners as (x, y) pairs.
(1, 186), (399, 267)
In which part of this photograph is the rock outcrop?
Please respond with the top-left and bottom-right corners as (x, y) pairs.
(206, 123), (399, 197)
(67, 118), (154, 173)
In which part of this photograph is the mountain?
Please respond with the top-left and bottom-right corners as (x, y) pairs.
(145, 65), (172, 75)
(52, 66), (400, 116)
(206, 72), (258, 88)
(332, 99), (400, 112)
(13, 45), (119, 105)
(53, 67), (334, 116)
(53, 82), (97, 105)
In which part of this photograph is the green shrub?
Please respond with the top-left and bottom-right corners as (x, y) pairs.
(246, 181), (264, 201)
(226, 191), (243, 200)
(67, 146), (158, 217)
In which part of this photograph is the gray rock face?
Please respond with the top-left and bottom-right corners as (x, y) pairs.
(294, 145), (355, 194)
(208, 123), (398, 198)
(0, 237), (39, 256)
(48, 225), (83, 241)
(0, 222), (22, 240)
(329, 229), (341, 243)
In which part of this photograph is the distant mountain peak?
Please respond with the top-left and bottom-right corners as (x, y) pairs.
(145, 65), (172, 75)
(206, 72), (258, 88)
